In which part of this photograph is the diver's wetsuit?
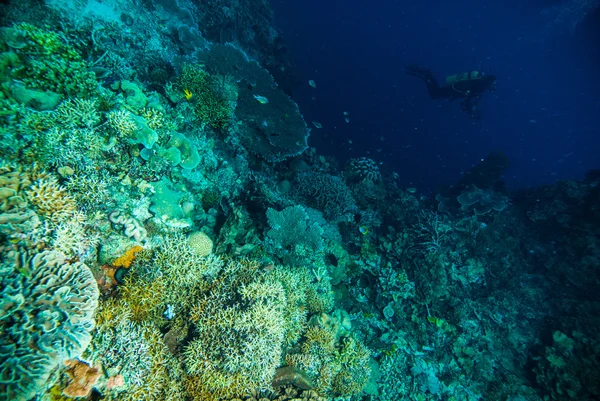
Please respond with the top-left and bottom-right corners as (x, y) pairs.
(406, 65), (496, 119)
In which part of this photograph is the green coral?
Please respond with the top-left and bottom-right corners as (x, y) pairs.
(176, 64), (237, 129)
(0, 23), (97, 100)
(264, 205), (325, 266)
(285, 315), (372, 397)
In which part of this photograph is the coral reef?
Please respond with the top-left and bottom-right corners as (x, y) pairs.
(201, 43), (309, 162)
(0, 4), (597, 401)
(265, 205), (325, 266)
(0, 251), (99, 401)
(62, 359), (101, 398)
(187, 231), (214, 256)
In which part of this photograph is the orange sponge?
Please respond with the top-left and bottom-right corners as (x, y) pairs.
(112, 245), (143, 268)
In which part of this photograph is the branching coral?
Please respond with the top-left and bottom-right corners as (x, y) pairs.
(26, 175), (77, 224)
(52, 215), (99, 259)
(285, 322), (372, 398)
(84, 300), (186, 401)
(184, 259), (287, 400)
(176, 64), (238, 129)
(54, 98), (101, 128)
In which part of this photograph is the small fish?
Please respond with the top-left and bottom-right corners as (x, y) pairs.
(348, 139), (353, 144)
(253, 94), (269, 104)
(427, 316), (445, 328)
(183, 88), (193, 100)
(359, 226), (369, 235)
(309, 80), (317, 88)
(343, 111), (349, 116)
(312, 121), (322, 129)
(344, 117), (350, 123)
(407, 187), (417, 193)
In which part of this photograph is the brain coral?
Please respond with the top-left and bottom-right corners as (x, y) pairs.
(187, 231), (213, 256)
(0, 250), (99, 401)
(345, 157), (381, 184)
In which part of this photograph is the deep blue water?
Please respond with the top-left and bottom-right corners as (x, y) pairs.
(271, 0), (600, 193)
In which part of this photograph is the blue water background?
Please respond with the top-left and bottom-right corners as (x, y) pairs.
(271, 0), (600, 193)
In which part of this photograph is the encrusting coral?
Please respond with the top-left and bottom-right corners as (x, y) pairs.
(62, 359), (102, 397)
(112, 245), (144, 268)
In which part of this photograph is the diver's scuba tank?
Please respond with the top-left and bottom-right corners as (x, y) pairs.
(445, 71), (482, 85)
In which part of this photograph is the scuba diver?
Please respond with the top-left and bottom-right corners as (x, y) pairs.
(406, 65), (496, 119)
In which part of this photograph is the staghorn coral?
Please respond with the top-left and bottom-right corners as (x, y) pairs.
(0, 250), (99, 401)
(285, 312), (371, 398)
(65, 171), (115, 209)
(54, 98), (101, 128)
(113, 233), (223, 322)
(26, 175), (77, 224)
(184, 258), (288, 400)
(51, 214), (99, 260)
(106, 109), (138, 139)
(84, 300), (185, 401)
